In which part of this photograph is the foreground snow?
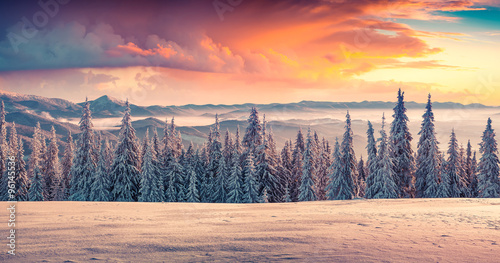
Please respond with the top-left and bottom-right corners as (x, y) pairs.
(1, 198), (499, 262)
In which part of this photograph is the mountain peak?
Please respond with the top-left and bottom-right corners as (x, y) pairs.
(94, 95), (124, 105)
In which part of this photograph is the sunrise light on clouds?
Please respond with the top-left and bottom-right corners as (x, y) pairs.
(0, 0), (499, 105)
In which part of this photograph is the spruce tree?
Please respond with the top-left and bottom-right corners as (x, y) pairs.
(139, 142), (163, 202)
(141, 128), (150, 167)
(60, 132), (74, 200)
(469, 151), (479, 197)
(44, 126), (61, 201)
(280, 140), (293, 201)
(316, 138), (331, 200)
(298, 127), (317, 201)
(207, 114), (223, 202)
(477, 118), (500, 198)
(255, 118), (279, 202)
(28, 165), (44, 201)
(267, 126), (284, 201)
(28, 122), (43, 180)
(290, 129), (305, 201)
(186, 166), (200, 203)
(8, 122), (18, 158)
(69, 99), (97, 201)
(415, 94), (441, 198)
(357, 157), (366, 197)
(365, 114), (398, 199)
(227, 152), (243, 203)
(390, 89), (415, 197)
(213, 154), (228, 202)
(14, 139), (29, 201)
(151, 128), (161, 159)
(167, 158), (184, 202)
(223, 129), (233, 164)
(436, 159), (451, 198)
(242, 107), (263, 157)
(443, 129), (467, 197)
(464, 140), (473, 192)
(160, 119), (172, 199)
(329, 112), (357, 200)
(326, 138), (342, 200)
(365, 121), (377, 191)
(89, 142), (111, 202)
(242, 152), (259, 203)
(110, 100), (141, 201)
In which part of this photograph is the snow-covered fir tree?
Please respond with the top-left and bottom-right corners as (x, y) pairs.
(207, 114), (223, 202)
(315, 138), (331, 200)
(357, 156), (366, 197)
(227, 151), (244, 203)
(326, 138), (341, 200)
(464, 140), (473, 193)
(458, 143), (468, 197)
(443, 129), (467, 197)
(168, 117), (183, 159)
(110, 100), (141, 201)
(8, 122), (18, 157)
(255, 117), (279, 202)
(267, 126), (284, 201)
(89, 142), (111, 201)
(186, 166), (200, 203)
(477, 118), (500, 198)
(330, 112), (358, 200)
(436, 158), (451, 198)
(167, 157), (185, 202)
(139, 141), (163, 202)
(470, 151), (479, 197)
(365, 114), (398, 199)
(151, 128), (161, 159)
(27, 122), (43, 180)
(141, 128), (150, 166)
(94, 131), (101, 162)
(242, 107), (263, 157)
(223, 129), (234, 164)
(390, 89), (415, 197)
(213, 154), (229, 202)
(102, 138), (114, 173)
(415, 94), (441, 198)
(280, 140), (293, 201)
(242, 152), (259, 203)
(39, 134), (47, 174)
(69, 99), (97, 201)
(194, 148), (208, 202)
(44, 126), (61, 201)
(198, 145), (210, 202)
(365, 121), (377, 196)
(14, 138), (29, 201)
(60, 131), (74, 200)
(290, 129), (305, 201)
(298, 127), (317, 201)
(159, 119), (172, 198)
(28, 165), (44, 201)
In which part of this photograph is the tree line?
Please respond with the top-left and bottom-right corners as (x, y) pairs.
(1, 89), (499, 202)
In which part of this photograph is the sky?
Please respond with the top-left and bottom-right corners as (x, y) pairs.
(0, 0), (499, 106)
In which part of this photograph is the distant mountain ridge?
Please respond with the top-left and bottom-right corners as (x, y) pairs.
(0, 90), (495, 159)
(0, 90), (494, 120)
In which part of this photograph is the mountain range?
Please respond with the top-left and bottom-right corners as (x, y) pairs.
(0, 89), (496, 157)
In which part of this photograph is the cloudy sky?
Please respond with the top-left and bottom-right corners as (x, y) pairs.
(0, 0), (499, 106)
